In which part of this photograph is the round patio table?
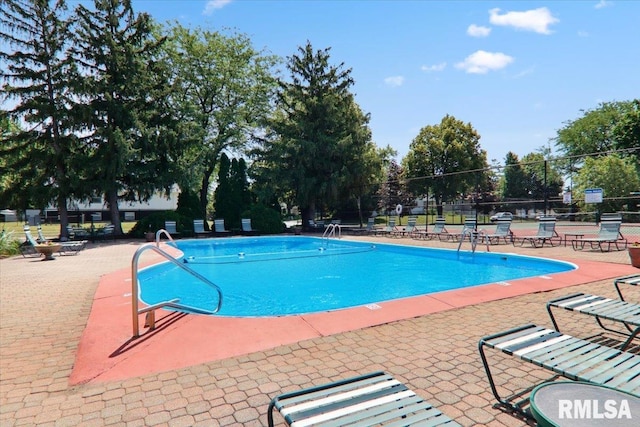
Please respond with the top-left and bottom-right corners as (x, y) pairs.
(530, 381), (640, 427)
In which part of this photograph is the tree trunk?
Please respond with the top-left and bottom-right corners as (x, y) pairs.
(301, 202), (316, 231)
(58, 194), (70, 239)
(435, 195), (443, 217)
(106, 190), (122, 236)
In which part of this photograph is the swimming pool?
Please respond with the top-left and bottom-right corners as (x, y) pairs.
(137, 236), (575, 317)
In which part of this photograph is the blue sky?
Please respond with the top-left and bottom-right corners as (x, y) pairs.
(68, 1), (640, 163)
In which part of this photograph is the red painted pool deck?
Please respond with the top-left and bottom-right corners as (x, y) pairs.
(70, 240), (638, 385)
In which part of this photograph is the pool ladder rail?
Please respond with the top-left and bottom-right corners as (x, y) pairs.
(131, 229), (223, 338)
(457, 229), (490, 253)
(322, 223), (342, 240)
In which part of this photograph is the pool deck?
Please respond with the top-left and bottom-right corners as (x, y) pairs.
(1, 232), (638, 426)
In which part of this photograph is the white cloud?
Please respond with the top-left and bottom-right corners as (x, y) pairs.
(421, 62), (446, 72)
(467, 24), (491, 37)
(384, 76), (404, 87)
(489, 7), (559, 35)
(203, 0), (232, 15)
(595, 0), (612, 9)
(455, 50), (514, 74)
(578, 30), (589, 37)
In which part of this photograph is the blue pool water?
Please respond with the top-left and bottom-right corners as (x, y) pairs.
(137, 236), (575, 317)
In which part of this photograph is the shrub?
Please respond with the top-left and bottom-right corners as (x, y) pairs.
(243, 204), (285, 235)
(0, 230), (20, 258)
(128, 211), (191, 238)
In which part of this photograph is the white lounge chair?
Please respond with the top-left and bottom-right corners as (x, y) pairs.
(572, 216), (627, 252)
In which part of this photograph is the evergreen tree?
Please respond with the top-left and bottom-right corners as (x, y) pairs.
(213, 154), (234, 228)
(376, 160), (407, 216)
(254, 42), (373, 229)
(231, 158), (251, 216)
(500, 152), (528, 211)
(71, 0), (172, 235)
(0, 0), (79, 236)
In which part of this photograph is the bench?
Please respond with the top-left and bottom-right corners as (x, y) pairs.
(267, 371), (460, 426)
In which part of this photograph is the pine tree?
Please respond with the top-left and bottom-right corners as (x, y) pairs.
(0, 0), (79, 236)
(70, 0), (171, 235)
(255, 42), (373, 229)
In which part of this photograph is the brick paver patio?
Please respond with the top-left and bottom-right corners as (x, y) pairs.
(1, 231), (638, 426)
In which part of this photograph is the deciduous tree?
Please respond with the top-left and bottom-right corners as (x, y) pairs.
(403, 115), (489, 216)
(573, 154), (639, 213)
(160, 24), (278, 225)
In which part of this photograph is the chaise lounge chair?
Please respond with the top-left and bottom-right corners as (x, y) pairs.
(351, 217), (376, 235)
(164, 220), (180, 237)
(267, 371), (461, 426)
(414, 217), (453, 241)
(478, 323), (640, 417)
(193, 219), (209, 238)
(94, 224), (115, 240)
(547, 292), (640, 350)
(481, 219), (513, 245)
(452, 216), (477, 242)
(512, 216), (559, 248)
(19, 226), (40, 258)
(393, 215), (418, 237)
(374, 217), (398, 237)
(22, 225), (87, 257)
(614, 274), (640, 302)
(572, 216), (627, 252)
(241, 218), (259, 235)
(213, 219), (232, 237)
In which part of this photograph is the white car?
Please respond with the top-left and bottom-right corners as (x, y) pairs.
(490, 212), (513, 222)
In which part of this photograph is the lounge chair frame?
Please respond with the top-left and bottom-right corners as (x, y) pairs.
(213, 219), (232, 236)
(193, 219), (209, 238)
(452, 216), (477, 242)
(351, 217), (376, 235)
(513, 217), (560, 248)
(267, 371), (460, 426)
(547, 292), (640, 350)
(241, 218), (259, 235)
(614, 274), (640, 302)
(571, 217), (628, 252)
(414, 217), (453, 241)
(481, 219), (513, 245)
(393, 215), (418, 237)
(478, 323), (640, 417)
(374, 217), (398, 237)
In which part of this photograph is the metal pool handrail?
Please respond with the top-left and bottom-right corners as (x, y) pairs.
(155, 228), (174, 246)
(322, 223), (341, 239)
(131, 243), (223, 338)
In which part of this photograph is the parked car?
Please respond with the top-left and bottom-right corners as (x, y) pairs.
(490, 212), (513, 222)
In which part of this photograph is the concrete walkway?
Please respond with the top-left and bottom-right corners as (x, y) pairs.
(1, 235), (638, 426)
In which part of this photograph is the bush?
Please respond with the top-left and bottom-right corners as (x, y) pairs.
(243, 204), (285, 235)
(128, 211), (191, 238)
(0, 230), (21, 258)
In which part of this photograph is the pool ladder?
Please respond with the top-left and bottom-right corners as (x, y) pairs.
(322, 223), (342, 240)
(131, 229), (223, 338)
(457, 229), (489, 253)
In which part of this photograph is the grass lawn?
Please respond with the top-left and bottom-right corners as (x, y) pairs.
(1, 222), (136, 241)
